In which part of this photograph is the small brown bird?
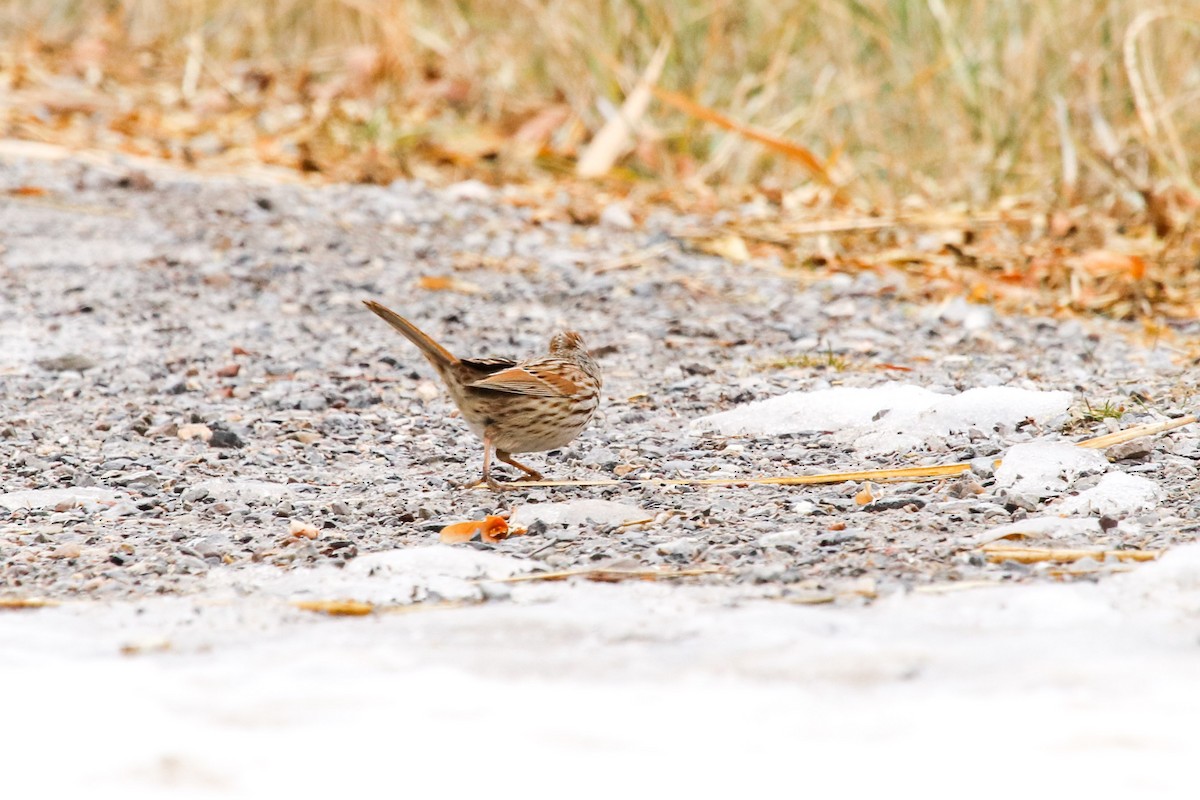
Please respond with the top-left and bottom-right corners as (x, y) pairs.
(363, 300), (602, 489)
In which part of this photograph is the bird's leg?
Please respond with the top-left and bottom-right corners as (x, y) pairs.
(496, 450), (543, 482)
(460, 436), (505, 490)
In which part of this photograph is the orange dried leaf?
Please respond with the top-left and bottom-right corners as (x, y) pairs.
(440, 515), (509, 544)
(417, 275), (482, 294)
(1077, 250), (1145, 279)
(6, 186), (49, 197)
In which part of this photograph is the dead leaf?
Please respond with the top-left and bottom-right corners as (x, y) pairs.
(215, 364), (240, 378)
(6, 185), (49, 197)
(694, 233), (750, 263)
(1076, 250), (1146, 280)
(854, 485), (877, 505)
(440, 515), (513, 544)
(417, 275), (482, 294)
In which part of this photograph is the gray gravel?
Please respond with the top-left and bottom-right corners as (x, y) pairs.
(3, 153), (1200, 600)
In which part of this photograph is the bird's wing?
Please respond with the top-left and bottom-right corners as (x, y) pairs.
(458, 357), (519, 374)
(467, 363), (579, 397)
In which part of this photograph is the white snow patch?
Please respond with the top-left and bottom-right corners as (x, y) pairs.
(0, 487), (124, 511)
(6, 547), (1200, 793)
(690, 383), (939, 438)
(510, 500), (650, 528)
(847, 386), (1072, 456)
(691, 383), (1071, 456)
(343, 546), (531, 581)
(994, 442), (1109, 500)
(1054, 472), (1164, 517)
(202, 546), (533, 605)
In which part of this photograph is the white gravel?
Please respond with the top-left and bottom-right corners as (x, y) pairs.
(3, 149), (1200, 792)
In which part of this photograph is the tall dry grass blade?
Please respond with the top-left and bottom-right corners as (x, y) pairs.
(1053, 95), (1078, 203)
(577, 38), (670, 178)
(648, 85), (834, 186)
(505, 461), (972, 488)
(1075, 414), (1197, 450)
(503, 414), (1196, 489)
(980, 545), (1163, 564)
(1123, 10), (1199, 188)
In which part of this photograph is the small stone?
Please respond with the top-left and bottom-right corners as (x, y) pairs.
(479, 581), (513, 602)
(182, 486), (209, 502)
(209, 429), (245, 449)
(37, 354), (96, 372)
(297, 393), (328, 411)
(599, 202), (635, 230)
(50, 543), (82, 559)
(552, 527), (581, 542)
(112, 470), (157, 487)
(656, 538), (699, 558)
(1105, 440), (1154, 462)
(289, 520), (320, 539)
(178, 423), (213, 442)
(189, 535), (228, 559)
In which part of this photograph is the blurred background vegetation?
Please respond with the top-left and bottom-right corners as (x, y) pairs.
(3, 0), (1198, 210)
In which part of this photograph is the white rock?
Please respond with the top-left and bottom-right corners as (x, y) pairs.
(994, 442), (1109, 500)
(759, 530), (806, 547)
(967, 516), (1101, 546)
(599, 202), (635, 230)
(442, 179), (494, 202)
(1054, 472), (1163, 517)
(509, 500), (650, 528)
(0, 487), (123, 511)
(194, 479), (295, 502)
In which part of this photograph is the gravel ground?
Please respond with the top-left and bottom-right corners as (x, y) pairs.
(3, 149), (1200, 601)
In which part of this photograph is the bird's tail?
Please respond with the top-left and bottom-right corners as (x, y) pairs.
(363, 300), (458, 370)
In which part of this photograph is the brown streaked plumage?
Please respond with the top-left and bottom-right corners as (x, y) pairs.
(363, 300), (602, 489)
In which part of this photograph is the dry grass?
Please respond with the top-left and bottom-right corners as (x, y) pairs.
(4, 2), (1200, 321)
(2, 0), (1199, 206)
